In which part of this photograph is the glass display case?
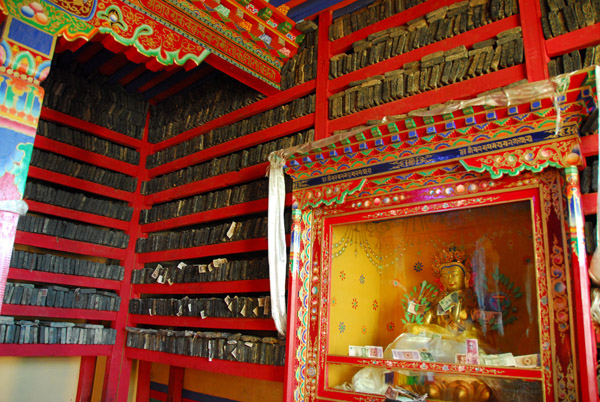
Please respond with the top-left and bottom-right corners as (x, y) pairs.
(280, 69), (599, 402)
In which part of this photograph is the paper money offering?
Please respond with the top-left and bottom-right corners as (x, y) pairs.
(455, 353), (467, 364)
(368, 346), (384, 358)
(480, 353), (516, 366)
(348, 346), (368, 357)
(419, 351), (435, 362)
(438, 292), (459, 312)
(392, 349), (421, 361)
(514, 353), (540, 367)
(465, 339), (479, 365)
(407, 301), (419, 315)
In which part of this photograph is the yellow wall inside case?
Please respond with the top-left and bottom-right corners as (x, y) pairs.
(328, 201), (541, 387)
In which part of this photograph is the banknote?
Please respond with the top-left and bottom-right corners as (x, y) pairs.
(348, 345), (383, 358)
(419, 351), (435, 362)
(514, 353), (540, 367)
(480, 353), (516, 366)
(392, 349), (421, 361)
(455, 353), (467, 364)
(438, 291), (459, 312)
(466, 339), (479, 365)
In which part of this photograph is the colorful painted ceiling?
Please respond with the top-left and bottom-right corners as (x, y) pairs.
(0, 0), (308, 90)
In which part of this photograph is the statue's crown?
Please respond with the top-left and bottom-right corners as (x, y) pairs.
(432, 246), (469, 277)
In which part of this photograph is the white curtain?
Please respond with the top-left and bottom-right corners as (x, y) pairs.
(267, 152), (287, 336)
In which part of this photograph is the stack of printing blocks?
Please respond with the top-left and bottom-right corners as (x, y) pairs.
(41, 63), (148, 140)
(17, 214), (129, 249)
(0, 317), (116, 345)
(10, 250), (125, 281)
(25, 181), (133, 221)
(135, 212), (292, 253)
(30, 149), (137, 192)
(131, 257), (269, 284)
(329, 28), (524, 119)
(146, 97), (315, 169)
(128, 294), (270, 319)
(126, 328), (285, 365)
(4, 282), (120, 311)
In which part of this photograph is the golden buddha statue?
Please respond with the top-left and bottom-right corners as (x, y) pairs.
(409, 247), (482, 342)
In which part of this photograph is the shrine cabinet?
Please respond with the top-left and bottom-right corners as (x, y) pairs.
(281, 67), (598, 402)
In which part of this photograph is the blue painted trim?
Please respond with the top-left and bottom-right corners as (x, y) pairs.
(150, 381), (168, 393)
(8, 18), (54, 56)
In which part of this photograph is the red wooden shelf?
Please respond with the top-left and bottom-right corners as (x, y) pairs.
(329, 15), (520, 93)
(137, 237), (269, 264)
(581, 134), (598, 158)
(545, 22), (600, 58)
(26, 200), (129, 232)
(128, 315), (276, 331)
(582, 193), (597, 216)
(132, 279), (270, 295)
(125, 348), (284, 382)
(8, 268), (121, 291)
(145, 162), (269, 205)
(33, 136), (138, 176)
(15, 231), (127, 260)
(327, 354), (543, 380)
(151, 80), (316, 153)
(1, 304), (118, 321)
(328, 64), (526, 133)
(330, 0), (468, 54)
(148, 114), (315, 178)
(40, 107), (142, 150)
(0, 344), (113, 357)
(28, 166), (135, 202)
(142, 195), (292, 233)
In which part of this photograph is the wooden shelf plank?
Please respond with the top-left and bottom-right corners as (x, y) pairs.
(28, 166), (135, 202)
(148, 114), (315, 178)
(128, 315), (276, 331)
(151, 81), (316, 153)
(145, 162), (269, 205)
(125, 348), (284, 382)
(330, 0), (468, 54)
(15, 231), (127, 260)
(137, 238), (268, 264)
(327, 354), (543, 380)
(581, 134), (598, 158)
(545, 22), (600, 58)
(0, 344), (113, 357)
(33, 136), (138, 177)
(40, 107), (141, 149)
(329, 16), (520, 93)
(8, 268), (121, 291)
(582, 193), (597, 216)
(132, 279), (270, 295)
(141, 195), (292, 233)
(328, 65), (526, 133)
(1, 304), (118, 321)
(26, 200), (130, 232)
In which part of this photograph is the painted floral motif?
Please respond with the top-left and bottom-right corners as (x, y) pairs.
(386, 322), (395, 332)
(361, 326), (367, 335)
(372, 300), (379, 310)
(339, 322), (346, 333)
(351, 298), (359, 309)
(331, 297), (336, 307)
(413, 261), (423, 272)
(392, 279), (400, 287)
(339, 270), (346, 281)
(359, 274), (365, 284)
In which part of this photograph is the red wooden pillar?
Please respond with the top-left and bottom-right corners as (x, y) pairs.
(518, 0), (549, 81)
(76, 356), (96, 402)
(564, 166), (598, 402)
(104, 112), (151, 402)
(167, 366), (184, 402)
(136, 361), (152, 402)
(314, 10), (333, 140)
